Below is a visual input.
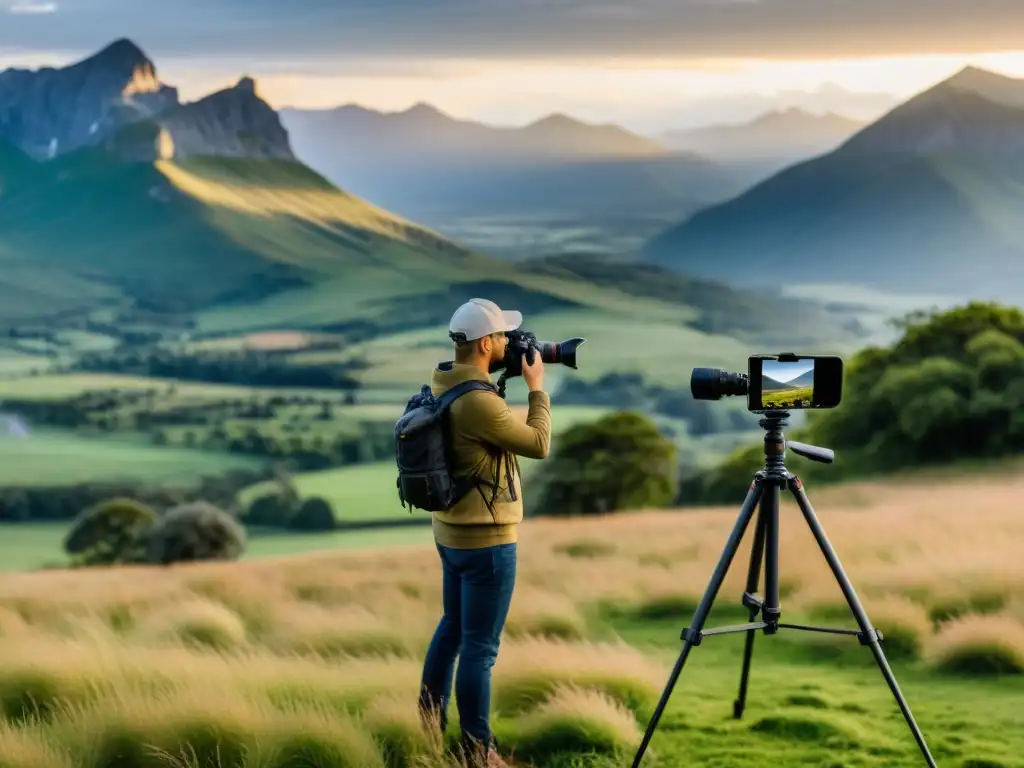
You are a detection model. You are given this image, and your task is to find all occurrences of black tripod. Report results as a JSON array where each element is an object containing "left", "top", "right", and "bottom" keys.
[{"left": 630, "top": 410, "right": 938, "bottom": 767}]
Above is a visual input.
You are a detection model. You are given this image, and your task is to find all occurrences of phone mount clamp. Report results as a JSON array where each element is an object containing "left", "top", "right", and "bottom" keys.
[{"left": 629, "top": 410, "right": 938, "bottom": 767}]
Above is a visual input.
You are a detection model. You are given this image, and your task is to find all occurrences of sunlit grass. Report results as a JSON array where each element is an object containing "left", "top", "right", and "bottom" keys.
[{"left": 0, "top": 471, "right": 1021, "bottom": 764}]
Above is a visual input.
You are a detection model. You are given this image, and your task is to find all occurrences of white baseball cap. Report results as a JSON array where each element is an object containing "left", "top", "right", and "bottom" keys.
[{"left": 449, "top": 298, "right": 522, "bottom": 342}]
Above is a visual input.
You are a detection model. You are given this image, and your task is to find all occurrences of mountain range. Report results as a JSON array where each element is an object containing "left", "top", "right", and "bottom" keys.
[
  {"left": 763, "top": 370, "right": 814, "bottom": 391},
  {"left": 278, "top": 103, "right": 753, "bottom": 244},
  {"left": 0, "top": 38, "right": 859, "bottom": 362},
  {"left": 659, "top": 109, "right": 866, "bottom": 175},
  {"left": 644, "top": 65, "right": 1024, "bottom": 302},
  {"left": 0, "top": 39, "right": 292, "bottom": 162}
]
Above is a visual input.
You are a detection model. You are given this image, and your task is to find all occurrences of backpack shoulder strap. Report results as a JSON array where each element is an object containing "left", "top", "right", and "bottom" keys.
[{"left": 436, "top": 380, "right": 498, "bottom": 410}]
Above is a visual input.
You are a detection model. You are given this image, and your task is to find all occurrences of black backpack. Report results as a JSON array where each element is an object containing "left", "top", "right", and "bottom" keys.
[{"left": 394, "top": 380, "right": 500, "bottom": 512}]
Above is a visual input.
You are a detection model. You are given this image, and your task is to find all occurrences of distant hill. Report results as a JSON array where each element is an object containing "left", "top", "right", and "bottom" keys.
[
  {"left": 643, "top": 66, "right": 1024, "bottom": 301},
  {"left": 281, "top": 102, "right": 665, "bottom": 163},
  {"left": 0, "top": 135, "right": 488, "bottom": 321},
  {"left": 660, "top": 109, "right": 866, "bottom": 172},
  {"left": 761, "top": 375, "right": 790, "bottom": 390},
  {"left": 788, "top": 370, "right": 815, "bottom": 388},
  {"left": 279, "top": 103, "right": 749, "bottom": 250}
]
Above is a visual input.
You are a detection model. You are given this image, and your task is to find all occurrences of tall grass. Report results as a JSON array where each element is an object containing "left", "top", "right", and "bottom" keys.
[{"left": 0, "top": 471, "right": 1022, "bottom": 764}]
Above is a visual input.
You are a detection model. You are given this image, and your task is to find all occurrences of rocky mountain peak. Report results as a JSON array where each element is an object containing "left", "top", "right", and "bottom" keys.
[
  {"left": 0, "top": 37, "right": 179, "bottom": 159},
  {"left": 91, "top": 38, "right": 153, "bottom": 73},
  {"left": 131, "top": 75, "right": 294, "bottom": 162},
  {"left": 235, "top": 75, "right": 257, "bottom": 95},
  {"left": 0, "top": 40, "right": 295, "bottom": 163}
]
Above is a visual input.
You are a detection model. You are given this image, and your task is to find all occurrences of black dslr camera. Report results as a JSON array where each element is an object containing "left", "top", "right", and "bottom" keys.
[{"left": 496, "top": 329, "right": 585, "bottom": 396}]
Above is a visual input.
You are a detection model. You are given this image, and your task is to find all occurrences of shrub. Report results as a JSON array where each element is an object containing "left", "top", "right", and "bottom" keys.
[
  {"left": 289, "top": 496, "right": 336, "bottom": 531},
  {"left": 245, "top": 490, "right": 298, "bottom": 527},
  {"left": 63, "top": 497, "right": 158, "bottom": 565},
  {"left": 146, "top": 501, "right": 247, "bottom": 565}
]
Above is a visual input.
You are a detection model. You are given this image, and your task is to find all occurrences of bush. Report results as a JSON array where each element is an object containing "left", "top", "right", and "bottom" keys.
[
  {"left": 146, "top": 501, "right": 247, "bottom": 565},
  {"left": 289, "top": 496, "right": 336, "bottom": 531},
  {"left": 63, "top": 497, "right": 158, "bottom": 565},
  {"left": 531, "top": 411, "right": 677, "bottom": 516},
  {"left": 245, "top": 490, "right": 298, "bottom": 527}
]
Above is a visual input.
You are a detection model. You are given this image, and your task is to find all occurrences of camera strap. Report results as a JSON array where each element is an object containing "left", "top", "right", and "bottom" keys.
[{"left": 472, "top": 451, "right": 519, "bottom": 520}]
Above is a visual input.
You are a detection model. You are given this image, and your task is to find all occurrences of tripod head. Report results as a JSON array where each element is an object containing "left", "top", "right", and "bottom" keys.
[{"left": 755, "top": 410, "right": 834, "bottom": 477}]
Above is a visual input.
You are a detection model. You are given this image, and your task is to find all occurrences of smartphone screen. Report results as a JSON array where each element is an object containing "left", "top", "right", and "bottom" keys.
[{"left": 748, "top": 355, "right": 843, "bottom": 411}]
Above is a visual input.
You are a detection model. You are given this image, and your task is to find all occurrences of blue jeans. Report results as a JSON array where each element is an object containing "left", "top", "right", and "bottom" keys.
[{"left": 419, "top": 542, "right": 517, "bottom": 752}]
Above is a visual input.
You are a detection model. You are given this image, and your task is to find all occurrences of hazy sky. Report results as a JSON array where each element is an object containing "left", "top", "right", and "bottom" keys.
[
  {"left": 5, "top": 0, "right": 1024, "bottom": 132},
  {"left": 763, "top": 359, "right": 814, "bottom": 384}
]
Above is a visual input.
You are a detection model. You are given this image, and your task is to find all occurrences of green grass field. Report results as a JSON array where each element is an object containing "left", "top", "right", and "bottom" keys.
[
  {"left": 0, "top": 427, "right": 261, "bottom": 487},
  {"left": 761, "top": 385, "right": 814, "bottom": 409},
  {"left": 327, "top": 308, "right": 758, "bottom": 391},
  {"left": 0, "top": 373, "right": 350, "bottom": 401},
  {"left": 0, "top": 521, "right": 436, "bottom": 572},
  {"left": 237, "top": 405, "right": 616, "bottom": 522}
]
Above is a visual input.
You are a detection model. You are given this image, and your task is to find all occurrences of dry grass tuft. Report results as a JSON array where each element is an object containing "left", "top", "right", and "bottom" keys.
[
  {"left": 493, "top": 637, "right": 662, "bottom": 721},
  {"left": 926, "top": 613, "right": 1024, "bottom": 675},
  {"left": 506, "top": 684, "right": 642, "bottom": 762},
  {"left": 135, "top": 598, "right": 249, "bottom": 652},
  {"left": 505, "top": 587, "right": 588, "bottom": 641}
]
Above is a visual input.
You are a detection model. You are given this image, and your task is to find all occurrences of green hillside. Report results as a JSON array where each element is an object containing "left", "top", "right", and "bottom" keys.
[
  {"left": 0, "top": 131, "right": 868, "bottom": 398},
  {"left": 643, "top": 82, "right": 1024, "bottom": 301},
  {"left": 0, "top": 136, "right": 493, "bottom": 320}
]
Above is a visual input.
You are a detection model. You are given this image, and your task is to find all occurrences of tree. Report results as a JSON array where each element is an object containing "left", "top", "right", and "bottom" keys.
[
  {"left": 146, "top": 501, "right": 247, "bottom": 565},
  {"left": 63, "top": 498, "right": 158, "bottom": 566},
  {"left": 289, "top": 496, "right": 336, "bottom": 531},
  {"left": 530, "top": 411, "right": 678, "bottom": 516}
]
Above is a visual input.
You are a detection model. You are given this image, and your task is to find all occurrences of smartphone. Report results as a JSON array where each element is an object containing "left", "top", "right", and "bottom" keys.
[{"left": 747, "top": 354, "right": 843, "bottom": 412}]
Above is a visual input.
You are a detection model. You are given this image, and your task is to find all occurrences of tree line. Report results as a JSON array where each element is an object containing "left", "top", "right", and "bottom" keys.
[
  {"left": 74, "top": 348, "right": 366, "bottom": 390},
  {"left": 678, "top": 302, "right": 1024, "bottom": 504}
]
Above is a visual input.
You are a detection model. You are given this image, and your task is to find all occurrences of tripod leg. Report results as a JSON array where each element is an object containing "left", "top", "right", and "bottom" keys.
[
  {"left": 734, "top": 487, "right": 771, "bottom": 719},
  {"left": 630, "top": 481, "right": 765, "bottom": 768},
  {"left": 788, "top": 478, "right": 939, "bottom": 768}
]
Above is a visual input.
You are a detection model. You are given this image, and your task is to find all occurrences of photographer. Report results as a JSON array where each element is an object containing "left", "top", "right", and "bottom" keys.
[{"left": 418, "top": 298, "right": 551, "bottom": 768}]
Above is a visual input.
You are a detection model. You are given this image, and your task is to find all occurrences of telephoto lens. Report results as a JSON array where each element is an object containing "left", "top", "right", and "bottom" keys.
[{"left": 690, "top": 367, "right": 748, "bottom": 400}]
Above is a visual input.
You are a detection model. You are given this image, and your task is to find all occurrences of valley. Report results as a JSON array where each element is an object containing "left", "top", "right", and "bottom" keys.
[{"left": 0, "top": 40, "right": 882, "bottom": 560}]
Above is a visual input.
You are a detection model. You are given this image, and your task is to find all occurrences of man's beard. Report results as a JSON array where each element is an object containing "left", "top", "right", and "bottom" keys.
[{"left": 487, "top": 350, "right": 505, "bottom": 374}]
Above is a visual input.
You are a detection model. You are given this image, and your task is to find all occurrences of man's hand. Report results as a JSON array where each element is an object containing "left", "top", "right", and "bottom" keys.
[{"left": 522, "top": 351, "right": 545, "bottom": 392}]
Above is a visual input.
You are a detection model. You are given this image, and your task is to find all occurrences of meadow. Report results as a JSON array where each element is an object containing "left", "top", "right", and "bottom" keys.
[
  {"left": 761, "top": 386, "right": 814, "bottom": 409},
  {"left": 0, "top": 469, "right": 1021, "bottom": 767},
  {"left": 0, "top": 428, "right": 261, "bottom": 487}
]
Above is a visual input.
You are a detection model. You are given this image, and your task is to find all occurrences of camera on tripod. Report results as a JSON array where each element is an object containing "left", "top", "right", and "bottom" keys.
[
  {"left": 690, "top": 353, "right": 844, "bottom": 412},
  {"left": 631, "top": 351, "right": 940, "bottom": 768}
]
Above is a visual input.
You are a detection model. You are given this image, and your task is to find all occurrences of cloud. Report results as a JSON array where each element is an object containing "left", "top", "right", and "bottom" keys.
[
  {"left": 2, "top": 0, "right": 1024, "bottom": 61},
  {"left": 8, "top": 1, "right": 57, "bottom": 13}
]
